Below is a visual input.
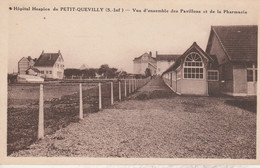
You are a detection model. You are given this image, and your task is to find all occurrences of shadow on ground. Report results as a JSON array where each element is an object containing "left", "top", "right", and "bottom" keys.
[{"left": 225, "top": 97, "right": 257, "bottom": 113}]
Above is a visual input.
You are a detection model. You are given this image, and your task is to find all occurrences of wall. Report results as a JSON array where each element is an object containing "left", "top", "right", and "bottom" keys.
[
  {"left": 207, "top": 33, "right": 229, "bottom": 65},
  {"left": 157, "top": 60, "right": 175, "bottom": 75},
  {"left": 133, "top": 62, "right": 141, "bottom": 74},
  {"left": 181, "top": 79, "right": 208, "bottom": 96},
  {"left": 18, "top": 58, "right": 29, "bottom": 74},
  {"left": 36, "top": 67, "right": 54, "bottom": 78},
  {"left": 233, "top": 63, "right": 247, "bottom": 94}
]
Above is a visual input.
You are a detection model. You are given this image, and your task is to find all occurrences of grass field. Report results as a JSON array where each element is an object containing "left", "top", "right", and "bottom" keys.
[
  {"left": 7, "top": 83, "right": 98, "bottom": 155},
  {"left": 7, "top": 81, "right": 133, "bottom": 155}
]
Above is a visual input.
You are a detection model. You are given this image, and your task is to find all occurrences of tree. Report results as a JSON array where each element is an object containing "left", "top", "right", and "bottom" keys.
[
  {"left": 145, "top": 68, "right": 152, "bottom": 77},
  {"left": 81, "top": 68, "right": 97, "bottom": 78},
  {"left": 98, "top": 64, "right": 118, "bottom": 78},
  {"left": 64, "top": 68, "right": 82, "bottom": 77}
]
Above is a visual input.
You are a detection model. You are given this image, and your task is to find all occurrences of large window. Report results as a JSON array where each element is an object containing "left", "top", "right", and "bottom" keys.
[
  {"left": 208, "top": 70, "right": 219, "bottom": 81},
  {"left": 184, "top": 53, "right": 204, "bottom": 79}
]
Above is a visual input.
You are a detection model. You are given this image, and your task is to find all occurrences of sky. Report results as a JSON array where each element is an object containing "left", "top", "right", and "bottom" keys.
[{"left": 8, "top": 0, "right": 258, "bottom": 73}]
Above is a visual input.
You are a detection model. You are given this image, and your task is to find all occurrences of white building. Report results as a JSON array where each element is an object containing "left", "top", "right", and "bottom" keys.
[
  {"left": 34, "top": 50, "right": 65, "bottom": 79},
  {"left": 133, "top": 52, "right": 157, "bottom": 75},
  {"left": 156, "top": 51, "right": 181, "bottom": 75}
]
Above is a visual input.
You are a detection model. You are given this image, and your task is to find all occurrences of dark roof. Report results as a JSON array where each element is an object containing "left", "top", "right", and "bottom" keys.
[
  {"left": 34, "top": 52, "right": 61, "bottom": 67},
  {"left": 206, "top": 25, "right": 257, "bottom": 62},
  {"left": 26, "top": 67, "right": 40, "bottom": 73},
  {"left": 156, "top": 54, "right": 181, "bottom": 61},
  {"left": 162, "top": 42, "right": 215, "bottom": 75},
  {"left": 133, "top": 52, "right": 156, "bottom": 61}
]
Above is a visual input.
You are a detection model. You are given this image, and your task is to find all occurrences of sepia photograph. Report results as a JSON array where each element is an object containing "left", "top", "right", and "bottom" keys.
[{"left": 0, "top": 0, "right": 259, "bottom": 165}]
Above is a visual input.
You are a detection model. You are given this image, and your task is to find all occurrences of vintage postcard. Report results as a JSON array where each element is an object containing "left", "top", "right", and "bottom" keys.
[{"left": 0, "top": 0, "right": 259, "bottom": 165}]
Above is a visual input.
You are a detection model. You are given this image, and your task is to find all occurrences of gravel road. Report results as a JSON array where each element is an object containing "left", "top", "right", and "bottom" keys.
[{"left": 11, "top": 77, "right": 256, "bottom": 158}]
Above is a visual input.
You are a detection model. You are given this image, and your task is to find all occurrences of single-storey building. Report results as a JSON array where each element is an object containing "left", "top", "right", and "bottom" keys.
[
  {"left": 162, "top": 42, "right": 218, "bottom": 96},
  {"left": 206, "top": 25, "right": 257, "bottom": 96},
  {"left": 34, "top": 50, "right": 65, "bottom": 79},
  {"left": 162, "top": 25, "right": 257, "bottom": 96}
]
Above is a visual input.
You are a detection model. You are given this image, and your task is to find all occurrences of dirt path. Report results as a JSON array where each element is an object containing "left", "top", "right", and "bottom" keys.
[{"left": 11, "top": 77, "right": 256, "bottom": 158}]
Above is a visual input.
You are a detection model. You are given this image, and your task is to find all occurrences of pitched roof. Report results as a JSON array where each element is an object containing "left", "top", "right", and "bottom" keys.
[
  {"left": 26, "top": 67, "right": 40, "bottom": 73},
  {"left": 156, "top": 54, "right": 181, "bottom": 61},
  {"left": 34, "top": 51, "right": 62, "bottom": 67},
  {"left": 162, "top": 42, "right": 215, "bottom": 75},
  {"left": 133, "top": 52, "right": 156, "bottom": 61},
  {"left": 206, "top": 25, "right": 257, "bottom": 62}
]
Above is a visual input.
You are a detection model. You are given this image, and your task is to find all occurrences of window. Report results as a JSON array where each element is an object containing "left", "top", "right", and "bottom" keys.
[
  {"left": 183, "top": 53, "right": 204, "bottom": 79},
  {"left": 247, "top": 63, "right": 257, "bottom": 82},
  {"left": 208, "top": 70, "right": 219, "bottom": 81},
  {"left": 46, "top": 71, "right": 48, "bottom": 74},
  {"left": 41, "top": 71, "right": 44, "bottom": 74},
  {"left": 49, "top": 71, "right": 52, "bottom": 74}
]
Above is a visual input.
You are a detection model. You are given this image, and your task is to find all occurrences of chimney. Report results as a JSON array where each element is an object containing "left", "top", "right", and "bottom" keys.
[
  {"left": 58, "top": 50, "right": 60, "bottom": 54},
  {"left": 156, "top": 51, "right": 158, "bottom": 56},
  {"left": 149, "top": 51, "right": 152, "bottom": 57},
  {"left": 41, "top": 50, "right": 44, "bottom": 54}
]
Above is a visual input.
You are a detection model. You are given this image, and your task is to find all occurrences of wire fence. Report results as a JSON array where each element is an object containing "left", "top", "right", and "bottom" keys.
[{"left": 7, "top": 77, "right": 151, "bottom": 155}]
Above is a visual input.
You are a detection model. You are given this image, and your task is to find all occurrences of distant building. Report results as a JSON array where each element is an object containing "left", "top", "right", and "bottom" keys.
[
  {"left": 79, "top": 64, "right": 89, "bottom": 70},
  {"left": 34, "top": 50, "right": 65, "bottom": 79},
  {"left": 156, "top": 51, "right": 181, "bottom": 75},
  {"left": 25, "top": 67, "right": 40, "bottom": 76},
  {"left": 133, "top": 52, "right": 157, "bottom": 75},
  {"left": 18, "top": 56, "right": 36, "bottom": 74}
]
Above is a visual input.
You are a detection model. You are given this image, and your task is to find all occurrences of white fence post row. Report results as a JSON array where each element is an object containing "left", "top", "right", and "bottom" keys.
[
  {"left": 38, "top": 84, "right": 44, "bottom": 139},
  {"left": 119, "top": 81, "right": 121, "bottom": 101},
  {"left": 99, "top": 82, "right": 102, "bottom": 110},
  {"left": 124, "top": 80, "right": 127, "bottom": 97},
  {"left": 79, "top": 83, "right": 83, "bottom": 119},
  {"left": 111, "top": 82, "right": 114, "bottom": 105}
]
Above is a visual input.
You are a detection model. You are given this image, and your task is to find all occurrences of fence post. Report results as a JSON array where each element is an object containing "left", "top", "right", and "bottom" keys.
[
  {"left": 38, "top": 84, "right": 44, "bottom": 139},
  {"left": 99, "top": 82, "right": 102, "bottom": 110},
  {"left": 129, "top": 79, "right": 131, "bottom": 94},
  {"left": 111, "top": 82, "right": 114, "bottom": 105},
  {"left": 119, "top": 81, "right": 121, "bottom": 101},
  {"left": 79, "top": 83, "right": 83, "bottom": 119},
  {"left": 135, "top": 79, "right": 137, "bottom": 90},
  {"left": 124, "top": 80, "right": 127, "bottom": 97},
  {"left": 132, "top": 80, "right": 134, "bottom": 92}
]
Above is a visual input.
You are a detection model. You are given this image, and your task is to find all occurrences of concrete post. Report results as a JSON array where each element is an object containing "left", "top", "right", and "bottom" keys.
[
  {"left": 38, "top": 84, "right": 44, "bottom": 139},
  {"left": 79, "top": 83, "right": 83, "bottom": 119},
  {"left": 111, "top": 82, "right": 114, "bottom": 105},
  {"left": 124, "top": 80, "right": 127, "bottom": 97},
  {"left": 119, "top": 81, "right": 121, "bottom": 101},
  {"left": 129, "top": 80, "right": 131, "bottom": 94},
  {"left": 99, "top": 83, "right": 102, "bottom": 110}
]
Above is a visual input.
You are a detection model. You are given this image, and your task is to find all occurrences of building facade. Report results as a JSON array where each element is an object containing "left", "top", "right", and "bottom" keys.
[
  {"left": 162, "top": 42, "right": 217, "bottom": 96},
  {"left": 18, "top": 56, "right": 36, "bottom": 74},
  {"left": 133, "top": 52, "right": 157, "bottom": 75},
  {"left": 162, "top": 25, "right": 257, "bottom": 96},
  {"left": 34, "top": 50, "right": 65, "bottom": 79},
  {"left": 206, "top": 25, "right": 257, "bottom": 96},
  {"left": 156, "top": 51, "right": 180, "bottom": 75}
]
